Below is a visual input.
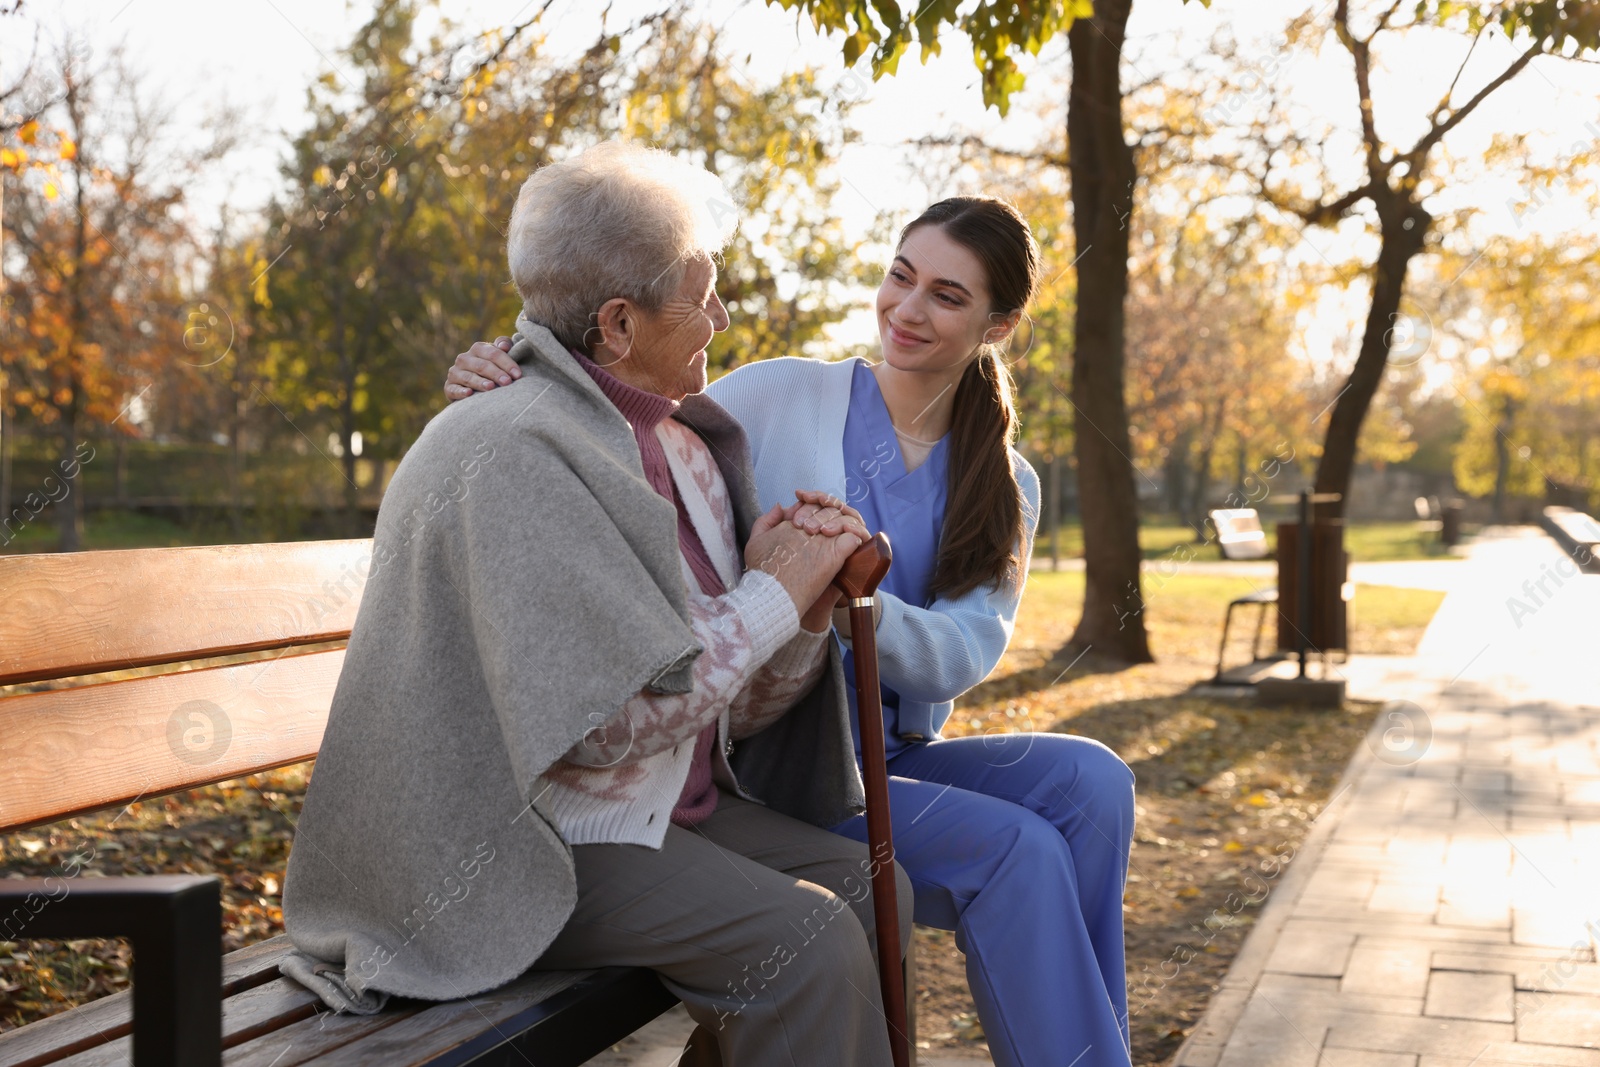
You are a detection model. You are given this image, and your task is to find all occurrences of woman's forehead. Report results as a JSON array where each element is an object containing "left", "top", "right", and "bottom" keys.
[{"left": 897, "top": 227, "right": 987, "bottom": 297}]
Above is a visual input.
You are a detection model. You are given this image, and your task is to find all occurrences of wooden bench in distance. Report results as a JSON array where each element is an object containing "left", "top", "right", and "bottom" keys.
[
  {"left": 1208, "top": 508, "right": 1270, "bottom": 561},
  {"left": 0, "top": 540, "right": 677, "bottom": 1067},
  {"left": 1542, "top": 506, "right": 1600, "bottom": 573}
]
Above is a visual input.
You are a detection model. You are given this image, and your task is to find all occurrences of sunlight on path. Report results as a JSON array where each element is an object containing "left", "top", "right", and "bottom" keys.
[{"left": 1177, "top": 526, "right": 1600, "bottom": 1067}]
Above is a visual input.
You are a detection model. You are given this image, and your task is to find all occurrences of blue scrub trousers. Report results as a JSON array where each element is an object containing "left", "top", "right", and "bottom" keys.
[{"left": 832, "top": 732, "right": 1136, "bottom": 1067}]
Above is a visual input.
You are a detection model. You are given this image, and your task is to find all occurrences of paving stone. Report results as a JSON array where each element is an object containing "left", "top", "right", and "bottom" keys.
[
  {"left": 1459, "top": 770, "right": 1511, "bottom": 794},
  {"left": 1302, "top": 870, "right": 1377, "bottom": 906},
  {"left": 1323, "top": 842, "right": 1391, "bottom": 867},
  {"left": 1336, "top": 920, "right": 1510, "bottom": 945},
  {"left": 1182, "top": 986, "right": 1255, "bottom": 1046},
  {"left": 1176, "top": 1042, "right": 1225, "bottom": 1067},
  {"left": 1516, "top": 960, "right": 1600, "bottom": 996},
  {"left": 1515, "top": 990, "right": 1600, "bottom": 1046},
  {"left": 1317, "top": 1051, "right": 1418, "bottom": 1067},
  {"left": 1343, "top": 943, "right": 1433, "bottom": 998},
  {"left": 1267, "top": 924, "right": 1356, "bottom": 979},
  {"left": 1562, "top": 779, "right": 1600, "bottom": 805},
  {"left": 1423, "top": 970, "right": 1515, "bottom": 1022},
  {"left": 1514, "top": 908, "right": 1594, "bottom": 950},
  {"left": 1441, "top": 835, "right": 1511, "bottom": 876},
  {"left": 1322, "top": 1015, "right": 1515, "bottom": 1056},
  {"left": 1436, "top": 881, "right": 1512, "bottom": 929},
  {"left": 1430, "top": 1041, "right": 1600, "bottom": 1065},
  {"left": 1431, "top": 950, "right": 1600, "bottom": 996},
  {"left": 1217, "top": 996, "right": 1329, "bottom": 1067},
  {"left": 1368, "top": 881, "right": 1440, "bottom": 916}
]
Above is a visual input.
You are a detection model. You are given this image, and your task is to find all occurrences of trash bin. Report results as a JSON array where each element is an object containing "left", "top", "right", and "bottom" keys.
[{"left": 1441, "top": 500, "right": 1463, "bottom": 546}]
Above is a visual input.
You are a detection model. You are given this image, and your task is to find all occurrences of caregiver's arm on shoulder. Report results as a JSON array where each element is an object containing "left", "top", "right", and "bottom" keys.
[
  {"left": 868, "top": 456, "right": 1042, "bottom": 704},
  {"left": 562, "top": 572, "right": 800, "bottom": 767},
  {"left": 445, "top": 338, "right": 519, "bottom": 401}
]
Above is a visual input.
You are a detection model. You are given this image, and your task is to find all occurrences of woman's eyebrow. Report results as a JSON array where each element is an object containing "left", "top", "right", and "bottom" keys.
[{"left": 894, "top": 254, "right": 972, "bottom": 297}]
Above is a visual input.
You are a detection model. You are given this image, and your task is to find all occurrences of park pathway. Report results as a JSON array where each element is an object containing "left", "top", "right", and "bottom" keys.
[{"left": 1176, "top": 526, "right": 1600, "bottom": 1067}]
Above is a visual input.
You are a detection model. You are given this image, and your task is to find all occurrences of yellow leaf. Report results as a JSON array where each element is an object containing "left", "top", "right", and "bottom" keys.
[
  {"left": 18, "top": 120, "right": 39, "bottom": 145},
  {"left": 58, "top": 137, "right": 77, "bottom": 161},
  {"left": 1223, "top": 840, "right": 1245, "bottom": 853},
  {"left": 0, "top": 146, "right": 23, "bottom": 169},
  {"left": 43, "top": 182, "right": 58, "bottom": 200},
  {"left": 1178, "top": 885, "right": 1201, "bottom": 898}
]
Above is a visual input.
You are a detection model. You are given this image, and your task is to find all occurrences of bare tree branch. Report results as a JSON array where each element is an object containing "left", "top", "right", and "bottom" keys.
[{"left": 1408, "top": 40, "right": 1544, "bottom": 163}]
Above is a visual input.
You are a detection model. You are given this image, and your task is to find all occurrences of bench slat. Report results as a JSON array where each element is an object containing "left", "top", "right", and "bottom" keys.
[
  {"left": 222, "top": 1003, "right": 427, "bottom": 1067},
  {"left": 52, "top": 976, "right": 326, "bottom": 1067},
  {"left": 0, "top": 540, "right": 370, "bottom": 686},
  {"left": 0, "top": 650, "right": 341, "bottom": 833},
  {"left": 0, "top": 938, "right": 331, "bottom": 1067},
  {"left": 290, "top": 968, "right": 668, "bottom": 1067}
]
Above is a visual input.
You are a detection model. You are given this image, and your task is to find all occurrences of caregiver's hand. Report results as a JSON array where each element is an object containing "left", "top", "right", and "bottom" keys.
[
  {"left": 745, "top": 504, "right": 863, "bottom": 624},
  {"left": 785, "top": 489, "right": 871, "bottom": 540},
  {"left": 445, "top": 337, "right": 519, "bottom": 400}
]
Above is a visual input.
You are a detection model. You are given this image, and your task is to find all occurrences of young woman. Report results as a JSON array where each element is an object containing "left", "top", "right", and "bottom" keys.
[{"left": 446, "top": 197, "right": 1137, "bottom": 1067}]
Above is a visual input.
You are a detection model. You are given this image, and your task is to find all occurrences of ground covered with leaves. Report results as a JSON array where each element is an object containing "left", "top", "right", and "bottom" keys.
[
  {"left": 911, "top": 570, "right": 1441, "bottom": 1064},
  {"left": 1, "top": 569, "right": 1442, "bottom": 1065}
]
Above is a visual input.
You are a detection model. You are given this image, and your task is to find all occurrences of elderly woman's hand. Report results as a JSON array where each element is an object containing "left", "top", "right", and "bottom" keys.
[{"left": 444, "top": 338, "right": 521, "bottom": 400}]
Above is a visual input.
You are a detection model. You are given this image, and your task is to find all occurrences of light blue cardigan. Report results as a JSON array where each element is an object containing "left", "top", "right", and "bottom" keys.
[{"left": 706, "top": 356, "right": 1041, "bottom": 741}]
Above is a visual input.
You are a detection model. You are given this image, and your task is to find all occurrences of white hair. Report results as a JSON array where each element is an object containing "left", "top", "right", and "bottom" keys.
[{"left": 506, "top": 141, "right": 738, "bottom": 352}]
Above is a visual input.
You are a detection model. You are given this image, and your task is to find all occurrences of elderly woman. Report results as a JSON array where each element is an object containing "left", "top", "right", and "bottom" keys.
[{"left": 280, "top": 142, "right": 912, "bottom": 1067}]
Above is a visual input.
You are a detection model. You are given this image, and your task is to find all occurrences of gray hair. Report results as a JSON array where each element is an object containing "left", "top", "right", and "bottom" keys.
[{"left": 506, "top": 141, "right": 737, "bottom": 352}]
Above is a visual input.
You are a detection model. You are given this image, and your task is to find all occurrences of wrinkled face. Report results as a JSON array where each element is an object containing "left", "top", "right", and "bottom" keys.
[
  {"left": 875, "top": 225, "right": 998, "bottom": 376},
  {"left": 624, "top": 255, "right": 729, "bottom": 400}
]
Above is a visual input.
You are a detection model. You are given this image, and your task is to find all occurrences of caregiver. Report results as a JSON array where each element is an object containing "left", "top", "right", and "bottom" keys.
[{"left": 447, "top": 195, "right": 1137, "bottom": 1067}]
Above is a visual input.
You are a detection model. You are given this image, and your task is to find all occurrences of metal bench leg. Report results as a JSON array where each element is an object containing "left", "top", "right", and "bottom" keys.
[
  {"left": 1215, "top": 603, "right": 1240, "bottom": 681},
  {"left": 0, "top": 875, "right": 221, "bottom": 1067},
  {"left": 1251, "top": 602, "right": 1270, "bottom": 663}
]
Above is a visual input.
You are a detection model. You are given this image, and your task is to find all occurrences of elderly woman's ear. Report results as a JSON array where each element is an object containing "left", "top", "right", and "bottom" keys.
[
  {"left": 587, "top": 298, "right": 638, "bottom": 369},
  {"left": 445, "top": 337, "right": 520, "bottom": 399}
]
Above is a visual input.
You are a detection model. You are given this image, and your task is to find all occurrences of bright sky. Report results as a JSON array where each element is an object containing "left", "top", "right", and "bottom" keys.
[{"left": 6, "top": 0, "right": 1598, "bottom": 364}]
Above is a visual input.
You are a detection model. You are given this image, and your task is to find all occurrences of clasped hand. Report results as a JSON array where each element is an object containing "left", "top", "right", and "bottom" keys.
[{"left": 744, "top": 490, "right": 872, "bottom": 633}]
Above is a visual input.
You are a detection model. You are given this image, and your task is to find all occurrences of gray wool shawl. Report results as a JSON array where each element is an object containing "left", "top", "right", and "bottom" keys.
[{"left": 280, "top": 321, "right": 864, "bottom": 1014}]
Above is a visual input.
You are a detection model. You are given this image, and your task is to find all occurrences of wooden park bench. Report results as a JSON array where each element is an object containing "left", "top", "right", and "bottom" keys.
[
  {"left": 0, "top": 540, "right": 684, "bottom": 1066},
  {"left": 1207, "top": 509, "right": 1277, "bottom": 680},
  {"left": 1542, "top": 505, "right": 1600, "bottom": 573}
]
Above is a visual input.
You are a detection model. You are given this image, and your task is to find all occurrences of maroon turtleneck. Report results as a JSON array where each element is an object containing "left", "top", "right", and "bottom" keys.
[{"left": 568, "top": 349, "right": 725, "bottom": 827}]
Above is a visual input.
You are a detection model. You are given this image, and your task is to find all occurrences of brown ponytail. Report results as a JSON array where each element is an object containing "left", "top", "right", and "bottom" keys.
[{"left": 903, "top": 197, "right": 1039, "bottom": 600}]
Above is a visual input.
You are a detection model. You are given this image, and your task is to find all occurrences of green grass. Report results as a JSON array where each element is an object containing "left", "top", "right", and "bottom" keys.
[
  {"left": 1, "top": 510, "right": 208, "bottom": 554},
  {"left": 1036, "top": 518, "right": 1470, "bottom": 564},
  {"left": 1039, "top": 521, "right": 1203, "bottom": 561},
  {"left": 1014, "top": 570, "right": 1444, "bottom": 660}
]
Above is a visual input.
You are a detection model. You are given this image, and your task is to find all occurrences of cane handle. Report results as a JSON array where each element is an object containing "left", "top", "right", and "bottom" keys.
[{"left": 833, "top": 532, "right": 892, "bottom": 599}]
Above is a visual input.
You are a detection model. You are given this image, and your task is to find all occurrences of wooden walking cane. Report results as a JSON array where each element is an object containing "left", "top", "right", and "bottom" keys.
[{"left": 834, "top": 532, "right": 910, "bottom": 1067}]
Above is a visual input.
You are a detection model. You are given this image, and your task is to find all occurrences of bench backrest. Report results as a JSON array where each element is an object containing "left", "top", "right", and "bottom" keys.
[
  {"left": 0, "top": 540, "right": 372, "bottom": 833},
  {"left": 1209, "top": 508, "right": 1269, "bottom": 560}
]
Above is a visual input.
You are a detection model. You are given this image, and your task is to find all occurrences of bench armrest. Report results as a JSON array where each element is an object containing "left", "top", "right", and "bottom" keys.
[{"left": 0, "top": 874, "right": 221, "bottom": 1067}]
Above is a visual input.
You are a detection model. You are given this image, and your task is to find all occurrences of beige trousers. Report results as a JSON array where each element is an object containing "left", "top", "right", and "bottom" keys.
[{"left": 533, "top": 790, "right": 914, "bottom": 1066}]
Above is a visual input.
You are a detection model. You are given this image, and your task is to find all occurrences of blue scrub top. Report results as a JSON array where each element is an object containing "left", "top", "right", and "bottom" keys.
[{"left": 840, "top": 360, "right": 950, "bottom": 758}]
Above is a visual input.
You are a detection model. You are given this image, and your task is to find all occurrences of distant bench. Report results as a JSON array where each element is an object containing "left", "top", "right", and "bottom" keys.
[
  {"left": 1542, "top": 506, "right": 1600, "bottom": 573},
  {"left": 0, "top": 541, "right": 681, "bottom": 1066}
]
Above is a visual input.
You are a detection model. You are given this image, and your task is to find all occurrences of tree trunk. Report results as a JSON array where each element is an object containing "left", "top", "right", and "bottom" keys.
[
  {"left": 1312, "top": 195, "right": 1430, "bottom": 521},
  {"left": 1066, "top": 0, "right": 1152, "bottom": 663},
  {"left": 1047, "top": 450, "right": 1061, "bottom": 570},
  {"left": 1492, "top": 393, "right": 1515, "bottom": 523},
  {"left": 1187, "top": 400, "right": 1226, "bottom": 535},
  {"left": 1, "top": 177, "right": 10, "bottom": 530}
]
